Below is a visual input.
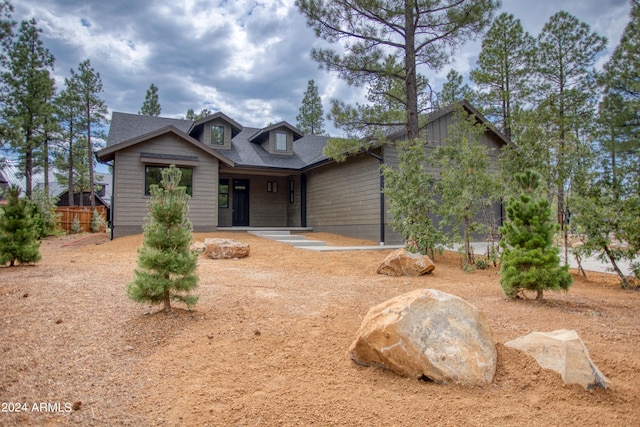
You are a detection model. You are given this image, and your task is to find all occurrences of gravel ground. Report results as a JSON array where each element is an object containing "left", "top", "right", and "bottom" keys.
[{"left": 1, "top": 232, "right": 639, "bottom": 426}]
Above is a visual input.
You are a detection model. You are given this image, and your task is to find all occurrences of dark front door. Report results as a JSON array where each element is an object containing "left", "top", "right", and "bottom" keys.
[{"left": 232, "top": 179, "right": 250, "bottom": 226}]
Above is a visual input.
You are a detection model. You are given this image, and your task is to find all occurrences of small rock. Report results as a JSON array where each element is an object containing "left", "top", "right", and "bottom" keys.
[{"left": 123, "top": 345, "right": 134, "bottom": 352}]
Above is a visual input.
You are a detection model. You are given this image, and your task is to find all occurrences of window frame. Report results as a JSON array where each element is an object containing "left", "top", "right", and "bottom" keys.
[
  {"left": 219, "top": 178, "right": 229, "bottom": 208},
  {"left": 211, "top": 124, "right": 225, "bottom": 146},
  {"left": 275, "top": 132, "right": 287, "bottom": 151}
]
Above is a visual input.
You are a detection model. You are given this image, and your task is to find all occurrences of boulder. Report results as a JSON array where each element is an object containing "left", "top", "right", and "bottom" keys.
[
  {"left": 203, "top": 238, "right": 250, "bottom": 259},
  {"left": 505, "top": 329, "right": 611, "bottom": 390},
  {"left": 189, "top": 241, "right": 206, "bottom": 253},
  {"left": 349, "top": 289, "right": 497, "bottom": 386},
  {"left": 376, "top": 248, "right": 435, "bottom": 276}
]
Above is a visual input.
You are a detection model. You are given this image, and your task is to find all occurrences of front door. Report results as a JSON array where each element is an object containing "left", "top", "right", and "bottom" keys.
[{"left": 232, "top": 179, "right": 250, "bottom": 226}]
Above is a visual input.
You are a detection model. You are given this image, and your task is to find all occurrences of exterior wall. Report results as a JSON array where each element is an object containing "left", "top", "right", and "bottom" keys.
[
  {"left": 261, "top": 128, "right": 293, "bottom": 155},
  {"left": 111, "top": 134, "right": 219, "bottom": 238},
  {"left": 217, "top": 173, "right": 299, "bottom": 227},
  {"left": 203, "top": 119, "right": 232, "bottom": 149},
  {"left": 383, "top": 112, "right": 505, "bottom": 243},
  {"left": 306, "top": 153, "right": 382, "bottom": 242}
]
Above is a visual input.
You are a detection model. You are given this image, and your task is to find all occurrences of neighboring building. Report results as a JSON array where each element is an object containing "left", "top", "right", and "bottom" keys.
[
  {"left": 0, "top": 163, "right": 24, "bottom": 204},
  {"left": 96, "top": 101, "right": 514, "bottom": 242}
]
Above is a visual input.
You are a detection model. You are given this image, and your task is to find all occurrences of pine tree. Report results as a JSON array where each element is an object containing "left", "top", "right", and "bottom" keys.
[
  {"left": 470, "top": 13, "right": 535, "bottom": 140},
  {"left": 296, "top": 80, "right": 325, "bottom": 135},
  {"left": 534, "top": 11, "right": 606, "bottom": 229},
  {"left": 67, "top": 59, "right": 108, "bottom": 211},
  {"left": 499, "top": 170, "right": 572, "bottom": 299},
  {"left": 297, "top": 0, "right": 499, "bottom": 148},
  {"left": 439, "top": 69, "right": 474, "bottom": 107},
  {"left": 139, "top": 83, "right": 161, "bottom": 116},
  {"left": 0, "top": 186, "right": 41, "bottom": 266},
  {"left": 2, "top": 18, "right": 56, "bottom": 198},
  {"left": 127, "top": 165, "right": 199, "bottom": 312}
]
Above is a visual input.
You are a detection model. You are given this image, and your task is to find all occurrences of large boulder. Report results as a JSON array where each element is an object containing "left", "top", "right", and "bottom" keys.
[
  {"left": 349, "top": 289, "right": 497, "bottom": 386},
  {"left": 203, "top": 238, "right": 250, "bottom": 259},
  {"left": 376, "top": 248, "right": 435, "bottom": 276},
  {"left": 505, "top": 329, "right": 611, "bottom": 390}
]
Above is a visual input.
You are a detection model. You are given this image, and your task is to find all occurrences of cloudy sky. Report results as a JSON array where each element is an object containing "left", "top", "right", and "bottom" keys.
[{"left": 13, "top": 0, "right": 634, "bottom": 137}]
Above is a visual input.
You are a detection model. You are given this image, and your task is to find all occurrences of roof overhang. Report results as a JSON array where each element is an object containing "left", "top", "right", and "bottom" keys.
[{"left": 96, "top": 125, "right": 235, "bottom": 167}]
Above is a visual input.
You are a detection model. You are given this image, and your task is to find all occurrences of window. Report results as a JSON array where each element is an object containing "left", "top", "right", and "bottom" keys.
[
  {"left": 145, "top": 166, "right": 193, "bottom": 196},
  {"left": 289, "top": 180, "right": 294, "bottom": 203},
  {"left": 267, "top": 181, "right": 278, "bottom": 193},
  {"left": 276, "top": 132, "right": 287, "bottom": 151},
  {"left": 211, "top": 125, "right": 224, "bottom": 145},
  {"left": 219, "top": 179, "right": 229, "bottom": 208}
]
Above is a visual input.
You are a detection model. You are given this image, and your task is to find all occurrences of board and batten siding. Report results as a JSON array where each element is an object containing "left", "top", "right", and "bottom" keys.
[
  {"left": 383, "top": 112, "right": 506, "bottom": 243},
  {"left": 111, "top": 134, "right": 219, "bottom": 238},
  {"left": 306, "top": 153, "right": 382, "bottom": 242}
]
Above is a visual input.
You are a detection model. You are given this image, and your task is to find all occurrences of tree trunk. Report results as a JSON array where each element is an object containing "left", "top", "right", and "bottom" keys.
[
  {"left": 163, "top": 289, "right": 171, "bottom": 312},
  {"left": 68, "top": 125, "right": 74, "bottom": 207},
  {"left": 536, "top": 289, "right": 543, "bottom": 300},
  {"left": 404, "top": 1, "right": 419, "bottom": 141},
  {"left": 87, "top": 103, "right": 96, "bottom": 211},
  {"left": 603, "top": 244, "right": 629, "bottom": 287},
  {"left": 464, "top": 214, "right": 473, "bottom": 266}
]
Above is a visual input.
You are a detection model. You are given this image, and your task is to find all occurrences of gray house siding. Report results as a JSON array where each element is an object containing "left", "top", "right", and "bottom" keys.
[
  {"left": 382, "top": 112, "right": 506, "bottom": 244},
  {"left": 111, "top": 134, "right": 219, "bottom": 238},
  {"left": 306, "top": 153, "right": 382, "bottom": 242},
  {"left": 217, "top": 173, "right": 300, "bottom": 227}
]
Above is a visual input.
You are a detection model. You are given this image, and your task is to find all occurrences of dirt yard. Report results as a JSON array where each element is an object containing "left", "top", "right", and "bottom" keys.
[{"left": 1, "top": 232, "right": 639, "bottom": 426}]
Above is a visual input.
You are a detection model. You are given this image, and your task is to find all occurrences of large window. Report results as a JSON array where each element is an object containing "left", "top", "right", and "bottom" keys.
[
  {"left": 145, "top": 166, "right": 193, "bottom": 196},
  {"left": 211, "top": 125, "right": 225, "bottom": 145},
  {"left": 276, "top": 132, "right": 287, "bottom": 151},
  {"left": 219, "top": 179, "right": 229, "bottom": 208}
]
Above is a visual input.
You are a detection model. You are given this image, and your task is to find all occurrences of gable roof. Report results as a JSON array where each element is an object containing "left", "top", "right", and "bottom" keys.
[
  {"left": 99, "top": 112, "right": 328, "bottom": 171},
  {"left": 248, "top": 121, "right": 304, "bottom": 144},
  {"left": 99, "top": 101, "right": 515, "bottom": 173},
  {"left": 97, "top": 124, "right": 235, "bottom": 166},
  {"left": 190, "top": 112, "right": 243, "bottom": 135}
]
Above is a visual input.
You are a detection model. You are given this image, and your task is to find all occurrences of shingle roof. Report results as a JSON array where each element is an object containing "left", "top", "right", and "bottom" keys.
[
  {"left": 107, "top": 112, "right": 193, "bottom": 146},
  {"left": 102, "top": 112, "right": 331, "bottom": 171}
]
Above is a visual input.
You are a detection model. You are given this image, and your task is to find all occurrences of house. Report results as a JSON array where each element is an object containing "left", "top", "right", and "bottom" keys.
[
  {"left": 96, "top": 101, "right": 513, "bottom": 242},
  {"left": 0, "top": 163, "right": 24, "bottom": 204}
]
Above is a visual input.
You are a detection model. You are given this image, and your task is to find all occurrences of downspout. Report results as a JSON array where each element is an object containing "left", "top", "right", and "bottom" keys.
[{"left": 368, "top": 151, "right": 385, "bottom": 245}]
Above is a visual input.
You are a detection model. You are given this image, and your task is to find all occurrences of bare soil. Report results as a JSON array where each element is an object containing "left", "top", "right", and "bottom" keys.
[{"left": 1, "top": 232, "right": 639, "bottom": 426}]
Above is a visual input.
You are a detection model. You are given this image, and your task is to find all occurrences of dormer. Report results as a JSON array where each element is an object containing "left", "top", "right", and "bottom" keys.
[
  {"left": 248, "top": 121, "right": 303, "bottom": 156},
  {"left": 188, "top": 112, "right": 243, "bottom": 150}
]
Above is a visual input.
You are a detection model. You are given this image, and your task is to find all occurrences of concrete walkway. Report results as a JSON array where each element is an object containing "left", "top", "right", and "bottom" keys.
[{"left": 250, "top": 231, "right": 635, "bottom": 276}]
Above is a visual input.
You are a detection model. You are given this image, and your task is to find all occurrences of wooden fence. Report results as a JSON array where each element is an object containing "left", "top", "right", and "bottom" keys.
[{"left": 56, "top": 206, "right": 107, "bottom": 234}]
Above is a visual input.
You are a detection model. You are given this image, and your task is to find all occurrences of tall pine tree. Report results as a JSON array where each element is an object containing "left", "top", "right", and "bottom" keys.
[
  {"left": 67, "top": 59, "right": 108, "bottom": 211},
  {"left": 139, "top": 83, "right": 161, "bottom": 116},
  {"left": 499, "top": 170, "right": 572, "bottom": 300},
  {"left": 127, "top": 165, "right": 199, "bottom": 312},
  {"left": 2, "top": 18, "right": 55, "bottom": 198},
  {"left": 470, "top": 13, "right": 535, "bottom": 140},
  {"left": 296, "top": 79, "right": 324, "bottom": 135},
  {"left": 297, "top": 0, "right": 499, "bottom": 149}
]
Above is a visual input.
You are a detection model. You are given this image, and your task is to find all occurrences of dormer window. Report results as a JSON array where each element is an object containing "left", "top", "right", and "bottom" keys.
[
  {"left": 276, "top": 132, "right": 287, "bottom": 151},
  {"left": 211, "top": 125, "right": 224, "bottom": 145}
]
